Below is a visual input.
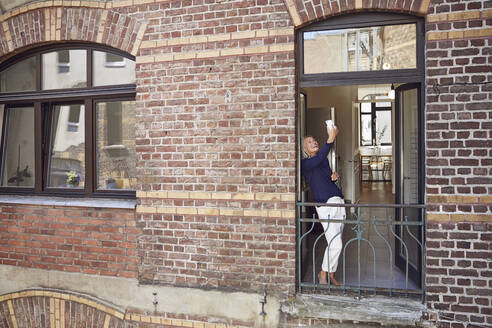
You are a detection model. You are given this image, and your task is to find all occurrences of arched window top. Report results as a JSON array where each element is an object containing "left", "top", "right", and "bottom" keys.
[
  {"left": 0, "top": 45, "right": 135, "bottom": 93},
  {"left": 0, "top": 56, "right": 36, "bottom": 92},
  {"left": 300, "top": 12, "right": 422, "bottom": 32},
  {"left": 0, "top": 44, "right": 136, "bottom": 197}
]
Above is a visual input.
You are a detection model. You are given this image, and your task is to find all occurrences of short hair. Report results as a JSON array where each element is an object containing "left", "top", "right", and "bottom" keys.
[{"left": 302, "top": 135, "right": 314, "bottom": 159}]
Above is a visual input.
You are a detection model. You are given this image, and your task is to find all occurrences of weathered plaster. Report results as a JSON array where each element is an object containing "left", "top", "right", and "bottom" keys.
[{"left": 0, "top": 264, "right": 281, "bottom": 327}]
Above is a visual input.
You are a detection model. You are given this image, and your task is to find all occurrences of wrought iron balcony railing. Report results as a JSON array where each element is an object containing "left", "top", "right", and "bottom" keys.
[{"left": 297, "top": 202, "right": 426, "bottom": 301}]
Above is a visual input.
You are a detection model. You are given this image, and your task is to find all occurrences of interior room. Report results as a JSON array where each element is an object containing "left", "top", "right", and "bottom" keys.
[{"left": 300, "top": 84, "right": 395, "bottom": 204}]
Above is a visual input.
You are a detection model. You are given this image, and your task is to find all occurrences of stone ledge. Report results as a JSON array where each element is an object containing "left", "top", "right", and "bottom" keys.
[
  {"left": 281, "top": 294, "right": 434, "bottom": 327},
  {"left": 0, "top": 195, "right": 136, "bottom": 209}
]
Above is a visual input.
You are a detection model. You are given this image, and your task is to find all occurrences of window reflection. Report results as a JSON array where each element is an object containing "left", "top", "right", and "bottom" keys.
[
  {"left": 96, "top": 100, "right": 136, "bottom": 190},
  {"left": 1, "top": 106, "right": 35, "bottom": 187},
  {"left": 57, "top": 50, "right": 70, "bottom": 74},
  {"left": 0, "top": 57, "right": 36, "bottom": 92},
  {"left": 48, "top": 104, "right": 85, "bottom": 188},
  {"left": 304, "top": 24, "right": 416, "bottom": 74},
  {"left": 376, "top": 110, "right": 392, "bottom": 145},
  {"left": 42, "top": 50, "right": 87, "bottom": 89},
  {"left": 93, "top": 51, "right": 135, "bottom": 86},
  {"left": 360, "top": 113, "right": 372, "bottom": 146},
  {"left": 359, "top": 102, "right": 392, "bottom": 147}
]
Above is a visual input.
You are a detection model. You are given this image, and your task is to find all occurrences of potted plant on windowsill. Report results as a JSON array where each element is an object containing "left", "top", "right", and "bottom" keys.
[{"left": 66, "top": 170, "right": 80, "bottom": 188}]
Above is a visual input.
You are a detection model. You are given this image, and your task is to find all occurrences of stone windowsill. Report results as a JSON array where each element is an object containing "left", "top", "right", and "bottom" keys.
[
  {"left": 281, "top": 294, "right": 433, "bottom": 327},
  {"left": 0, "top": 195, "right": 136, "bottom": 209}
]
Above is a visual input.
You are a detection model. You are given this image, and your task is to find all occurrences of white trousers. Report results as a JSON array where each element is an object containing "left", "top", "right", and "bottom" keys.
[{"left": 316, "top": 196, "right": 345, "bottom": 273}]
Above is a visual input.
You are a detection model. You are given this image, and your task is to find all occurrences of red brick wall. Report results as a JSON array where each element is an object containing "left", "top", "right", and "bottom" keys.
[
  {"left": 425, "top": 0, "right": 492, "bottom": 327},
  {"left": 0, "top": 204, "right": 138, "bottom": 278},
  {"left": 426, "top": 222, "right": 491, "bottom": 328},
  {"left": 286, "top": 0, "right": 428, "bottom": 27},
  {"left": 132, "top": 0, "right": 298, "bottom": 295}
]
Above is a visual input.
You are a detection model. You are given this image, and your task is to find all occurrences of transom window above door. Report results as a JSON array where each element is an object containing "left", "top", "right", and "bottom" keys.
[
  {"left": 0, "top": 45, "right": 136, "bottom": 197},
  {"left": 298, "top": 13, "right": 424, "bottom": 84},
  {"left": 303, "top": 23, "right": 417, "bottom": 74}
]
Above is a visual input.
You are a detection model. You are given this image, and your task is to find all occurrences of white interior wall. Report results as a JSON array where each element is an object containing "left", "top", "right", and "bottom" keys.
[{"left": 303, "top": 85, "right": 357, "bottom": 201}]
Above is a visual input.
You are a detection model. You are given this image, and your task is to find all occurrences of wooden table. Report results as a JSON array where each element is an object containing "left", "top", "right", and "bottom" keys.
[{"left": 361, "top": 155, "right": 392, "bottom": 182}]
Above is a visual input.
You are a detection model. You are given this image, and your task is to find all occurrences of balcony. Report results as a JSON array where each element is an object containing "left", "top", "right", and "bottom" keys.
[{"left": 297, "top": 202, "right": 426, "bottom": 300}]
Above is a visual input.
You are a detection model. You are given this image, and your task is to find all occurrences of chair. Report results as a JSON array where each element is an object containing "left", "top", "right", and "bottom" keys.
[
  {"left": 382, "top": 157, "right": 392, "bottom": 181},
  {"left": 361, "top": 156, "right": 373, "bottom": 181}
]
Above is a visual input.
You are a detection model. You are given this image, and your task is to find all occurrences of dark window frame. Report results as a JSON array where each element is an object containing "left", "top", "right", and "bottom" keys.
[
  {"left": 297, "top": 12, "right": 425, "bottom": 87},
  {"left": 359, "top": 102, "right": 392, "bottom": 147},
  {"left": 0, "top": 43, "right": 136, "bottom": 198},
  {"left": 295, "top": 12, "right": 426, "bottom": 294}
]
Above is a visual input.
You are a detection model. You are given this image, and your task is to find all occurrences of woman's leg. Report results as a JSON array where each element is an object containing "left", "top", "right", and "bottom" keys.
[
  {"left": 321, "top": 219, "right": 343, "bottom": 285},
  {"left": 316, "top": 197, "right": 345, "bottom": 285}
]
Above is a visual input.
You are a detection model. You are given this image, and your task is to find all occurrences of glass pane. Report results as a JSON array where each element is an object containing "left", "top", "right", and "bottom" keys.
[
  {"left": 360, "top": 102, "right": 371, "bottom": 113},
  {"left": 48, "top": 104, "right": 85, "bottom": 188},
  {"left": 0, "top": 105, "right": 3, "bottom": 180},
  {"left": 360, "top": 114, "right": 372, "bottom": 146},
  {"left": 42, "top": 50, "right": 87, "bottom": 89},
  {"left": 304, "top": 24, "right": 416, "bottom": 74},
  {"left": 93, "top": 51, "right": 135, "bottom": 86},
  {"left": 0, "top": 105, "right": 3, "bottom": 141},
  {"left": 375, "top": 110, "right": 392, "bottom": 145},
  {"left": 375, "top": 101, "right": 392, "bottom": 107},
  {"left": 400, "top": 87, "right": 420, "bottom": 269},
  {"left": 96, "top": 100, "right": 136, "bottom": 190},
  {"left": 1, "top": 107, "right": 35, "bottom": 187},
  {"left": 0, "top": 57, "right": 36, "bottom": 92}
]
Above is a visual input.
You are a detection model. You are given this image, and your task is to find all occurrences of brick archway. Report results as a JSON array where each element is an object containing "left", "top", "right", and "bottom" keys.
[
  {"left": 0, "top": 288, "right": 241, "bottom": 328},
  {"left": 0, "top": 2, "right": 147, "bottom": 59},
  {"left": 0, "top": 289, "right": 126, "bottom": 327},
  {"left": 283, "top": 0, "right": 430, "bottom": 27}
]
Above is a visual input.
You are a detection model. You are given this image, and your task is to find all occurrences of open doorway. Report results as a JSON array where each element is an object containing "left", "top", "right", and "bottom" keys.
[
  {"left": 298, "top": 83, "right": 423, "bottom": 293},
  {"left": 295, "top": 12, "right": 425, "bottom": 297},
  {"left": 301, "top": 84, "right": 396, "bottom": 205}
]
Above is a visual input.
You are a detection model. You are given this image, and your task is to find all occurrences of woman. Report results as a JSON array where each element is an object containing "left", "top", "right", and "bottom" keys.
[{"left": 301, "top": 125, "right": 345, "bottom": 286}]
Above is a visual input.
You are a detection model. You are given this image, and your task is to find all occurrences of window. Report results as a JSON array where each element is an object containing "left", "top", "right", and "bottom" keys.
[
  {"left": 0, "top": 56, "right": 36, "bottom": 92},
  {"left": 93, "top": 50, "right": 135, "bottom": 86},
  {"left": 103, "top": 102, "right": 123, "bottom": 146},
  {"left": 1, "top": 106, "right": 35, "bottom": 187},
  {"left": 303, "top": 23, "right": 416, "bottom": 74},
  {"left": 44, "top": 50, "right": 87, "bottom": 89},
  {"left": 360, "top": 102, "right": 392, "bottom": 146},
  {"left": 67, "top": 105, "right": 81, "bottom": 132},
  {"left": 48, "top": 104, "right": 85, "bottom": 188},
  {"left": 0, "top": 45, "right": 136, "bottom": 196},
  {"left": 298, "top": 12, "right": 424, "bottom": 85},
  {"left": 296, "top": 13, "right": 425, "bottom": 297},
  {"left": 96, "top": 100, "right": 136, "bottom": 190},
  {"left": 57, "top": 50, "right": 70, "bottom": 74},
  {"left": 104, "top": 53, "right": 126, "bottom": 67}
]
